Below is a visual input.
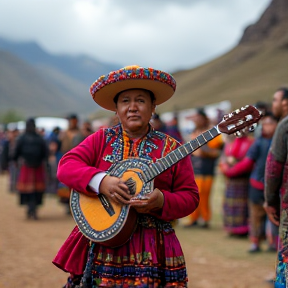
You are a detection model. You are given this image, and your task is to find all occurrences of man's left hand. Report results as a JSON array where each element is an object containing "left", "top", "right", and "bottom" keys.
[{"left": 129, "top": 188, "right": 164, "bottom": 214}]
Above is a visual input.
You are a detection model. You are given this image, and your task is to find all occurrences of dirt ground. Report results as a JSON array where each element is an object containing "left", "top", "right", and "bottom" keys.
[{"left": 0, "top": 173, "right": 277, "bottom": 288}]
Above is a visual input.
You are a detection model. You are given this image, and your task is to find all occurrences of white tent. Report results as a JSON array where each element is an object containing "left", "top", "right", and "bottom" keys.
[{"left": 8, "top": 117, "right": 68, "bottom": 134}]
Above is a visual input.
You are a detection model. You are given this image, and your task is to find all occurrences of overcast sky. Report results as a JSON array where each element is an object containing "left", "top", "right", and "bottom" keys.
[{"left": 0, "top": 0, "right": 271, "bottom": 73}]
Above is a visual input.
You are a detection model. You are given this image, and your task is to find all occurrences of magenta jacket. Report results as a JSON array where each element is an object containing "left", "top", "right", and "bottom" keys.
[{"left": 53, "top": 124, "right": 199, "bottom": 274}]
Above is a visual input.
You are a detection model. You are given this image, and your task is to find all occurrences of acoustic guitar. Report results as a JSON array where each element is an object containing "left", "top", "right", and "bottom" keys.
[{"left": 70, "top": 105, "right": 262, "bottom": 247}]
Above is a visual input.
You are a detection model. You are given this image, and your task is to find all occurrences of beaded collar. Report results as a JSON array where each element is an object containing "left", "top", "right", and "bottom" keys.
[{"left": 104, "top": 124, "right": 160, "bottom": 163}]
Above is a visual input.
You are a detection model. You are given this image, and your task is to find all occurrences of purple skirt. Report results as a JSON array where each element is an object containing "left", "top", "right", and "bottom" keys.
[{"left": 223, "top": 177, "right": 249, "bottom": 235}]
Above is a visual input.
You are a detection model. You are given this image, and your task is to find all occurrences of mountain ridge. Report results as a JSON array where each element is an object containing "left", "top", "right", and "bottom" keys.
[
  {"left": 1, "top": 0, "right": 287, "bottom": 120},
  {"left": 0, "top": 37, "right": 121, "bottom": 86},
  {"left": 0, "top": 39, "right": 121, "bottom": 118}
]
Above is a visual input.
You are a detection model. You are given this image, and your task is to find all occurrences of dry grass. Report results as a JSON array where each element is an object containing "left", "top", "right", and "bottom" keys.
[{"left": 159, "top": 45, "right": 288, "bottom": 114}]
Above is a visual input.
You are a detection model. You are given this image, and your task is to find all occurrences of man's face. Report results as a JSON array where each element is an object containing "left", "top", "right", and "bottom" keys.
[
  {"left": 69, "top": 118, "right": 78, "bottom": 129},
  {"left": 261, "top": 116, "right": 277, "bottom": 138},
  {"left": 272, "top": 91, "right": 284, "bottom": 119},
  {"left": 115, "top": 89, "right": 155, "bottom": 134},
  {"left": 193, "top": 114, "right": 207, "bottom": 129}
]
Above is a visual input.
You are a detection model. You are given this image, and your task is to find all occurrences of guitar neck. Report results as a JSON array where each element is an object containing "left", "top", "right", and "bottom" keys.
[{"left": 143, "top": 126, "right": 220, "bottom": 182}]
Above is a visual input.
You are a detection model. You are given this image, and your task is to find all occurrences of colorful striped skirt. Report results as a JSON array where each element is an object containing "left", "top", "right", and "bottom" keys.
[
  {"left": 16, "top": 164, "right": 46, "bottom": 193},
  {"left": 54, "top": 215, "right": 188, "bottom": 288},
  {"left": 223, "top": 177, "right": 249, "bottom": 235}
]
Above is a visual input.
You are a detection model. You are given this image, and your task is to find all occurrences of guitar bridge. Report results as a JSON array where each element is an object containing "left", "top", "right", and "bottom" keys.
[{"left": 99, "top": 194, "right": 115, "bottom": 216}]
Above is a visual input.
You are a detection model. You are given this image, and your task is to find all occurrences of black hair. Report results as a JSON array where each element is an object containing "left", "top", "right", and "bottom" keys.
[
  {"left": 151, "top": 113, "right": 160, "bottom": 120},
  {"left": 254, "top": 101, "right": 269, "bottom": 116},
  {"left": 25, "top": 118, "right": 36, "bottom": 133},
  {"left": 67, "top": 113, "right": 78, "bottom": 120},
  {"left": 113, "top": 89, "right": 156, "bottom": 105},
  {"left": 254, "top": 101, "right": 268, "bottom": 110},
  {"left": 276, "top": 87, "right": 288, "bottom": 100},
  {"left": 196, "top": 107, "right": 208, "bottom": 118},
  {"left": 263, "top": 111, "right": 278, "bottom": 122}
]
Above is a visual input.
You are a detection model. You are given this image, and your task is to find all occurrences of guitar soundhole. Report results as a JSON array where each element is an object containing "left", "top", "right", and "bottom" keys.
[{"left": 125, "top": 178, "right": 136, "bottom": 195}]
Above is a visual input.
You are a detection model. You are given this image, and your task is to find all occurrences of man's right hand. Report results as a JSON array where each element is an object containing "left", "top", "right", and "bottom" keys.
[
  {"left": 263, "top": 202, "right": 280, "bottom": 226},
  {"left": 99, "top": 175, "right": 132, "bottom": 205}
]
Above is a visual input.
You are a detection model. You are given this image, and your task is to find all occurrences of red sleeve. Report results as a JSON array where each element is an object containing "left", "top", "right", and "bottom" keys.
[
  {"left": 153, "top": 156, "right": 199, "bottom": 222},
  {"left": 264, "top": 151, "right": 284, "bottom": 209},
  {"left": 224, "top": 157, "right": 254, "bottom": 178},
  {"left": 57, "top": 130, "right": 105, "bottom": 195},
  {"left": 265, "top": 118, "right": 288, "bottom": 209}
]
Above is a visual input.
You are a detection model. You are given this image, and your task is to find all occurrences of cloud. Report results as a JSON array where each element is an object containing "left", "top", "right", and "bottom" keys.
[{"left": 0, "top": 0, "right": 271, "bottom": 72}]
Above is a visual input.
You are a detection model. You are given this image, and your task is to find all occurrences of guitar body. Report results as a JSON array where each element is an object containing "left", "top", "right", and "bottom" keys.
[{"left": 70, "top": 158, "right": 153, "bottom": 248}]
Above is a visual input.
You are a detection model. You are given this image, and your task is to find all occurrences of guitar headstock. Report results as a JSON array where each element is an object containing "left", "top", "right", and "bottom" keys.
[{"left": 218, "top": 105, "right": 262, "bottom": 135}]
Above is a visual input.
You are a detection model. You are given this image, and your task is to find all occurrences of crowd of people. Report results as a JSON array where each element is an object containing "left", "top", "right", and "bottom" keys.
[
  {"left": 0, "top": 64, "right": 287, "bottom": 287},
  {"left": 0, "top": 114, "right": 94, "bottom": 218}
]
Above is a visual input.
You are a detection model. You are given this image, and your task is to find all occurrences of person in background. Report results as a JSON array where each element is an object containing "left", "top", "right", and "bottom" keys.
[
  {"left": 1, "top": 127, "right": 20, "bottom": 192},
  {"left": 13, "top": 118, "right": 48, "bottom": 220},
  {"left": 108, "top": 114, "right": 120, "bottom": 127},
  {"left": 47, "top": 126, "right": 62, "bottom": 151},
  {"left": 0, "top": 127, "right": 7, "bottom": 173},
  {"left": 254, "top": 101, "right": 270, "bottom": 116},
  {"left": 222, "top": 113, "right": 278, "bottom": 251},
  {"left": 37, "top": 127, "right": 46, "bottom": 138},
  {"left": 53, "top": 65, "right": 199, "bottom": 288},
  {"left": 253, "top": 101, "right": 270, "bottom": 138},
  {"left": 45, "top": 126, "right": 63, "bottom": 194},
  {"left": 72, "top": 120, "right": 93, "bottom": 147},
  {"left": 264, "top": 87, "right": 288, "bottom": 287},
  {"left": 46, "top": 139, "right": 63, "bottom": 194},
  {"left": 58, "top": 114, "right": 82, "bottom": 214},
  {"left": 270, "top": 87, "right": 288, "bottom": 122},
  {"left": 61, "top": 114, "right": 81, "bottom": 154},
  {"left": 219, "top": 133, "right": 254, "bottom": 236},
  {"left": 185, "top": 108, "right": 223, "bottom": 228},
  {"left": 151, "top": 113, "right": 183, "bottom": 143},
  {"left": 166, "top": 114, "right": 184, "bottom": 143},
  {"left": 150, "top": 113, "right": 167, "bottom": 134},
  {"left": 0, "top": 129, "right": 9, "bottom": 173}
]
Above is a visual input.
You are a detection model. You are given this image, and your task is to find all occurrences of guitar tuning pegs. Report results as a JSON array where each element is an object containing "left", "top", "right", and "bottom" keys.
[
  {"left": 236, "top": 120, "right": 244, "bottom": 126},
  {"left": 234, "top": 131, "right": 243, "bottom": 138},
  {"left": 245, "top": 114, "right": 253, "bottom": 121},
  {"left": 223, "top": 114, "right": 229, "bottom": 121},
  {"left": 241, "top": 105, "right": 249, "bottom": 110},
  {"left": 248, "top": 123, "right": 257, "bottom": 132},
  {"left": 235, "top": 109, "right": 240, "bottom": 114}
]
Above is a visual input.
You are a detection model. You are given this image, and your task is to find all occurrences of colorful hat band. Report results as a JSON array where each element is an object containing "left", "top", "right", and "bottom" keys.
[{"left": 90, "top": 66, "right": 176, "bottom": 97}]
